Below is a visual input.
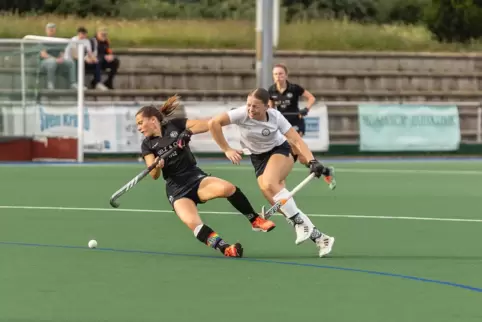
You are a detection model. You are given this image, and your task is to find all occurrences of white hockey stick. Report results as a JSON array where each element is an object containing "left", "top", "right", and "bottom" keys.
[{"left": 260, "top": 173, "right": 316, "bottom": 220}]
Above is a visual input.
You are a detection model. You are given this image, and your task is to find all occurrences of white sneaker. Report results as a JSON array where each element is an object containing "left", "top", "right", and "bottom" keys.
[
  {"left": 71, "top": 83, "right": 89, "bottom": 90},
  {"left": 96, "top": 83, "right": 109, "bottom": 91},
  {"left": 316, "top": 236, "right": 335, "bottom": 257}
]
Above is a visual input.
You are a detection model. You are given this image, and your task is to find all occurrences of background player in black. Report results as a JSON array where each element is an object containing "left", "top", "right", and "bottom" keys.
[
  {"left": 136, "top": 95, "right": 276, "bottom": 258},
  {"left": 268, "top": 63, "right": 316, "bottom": 137}
]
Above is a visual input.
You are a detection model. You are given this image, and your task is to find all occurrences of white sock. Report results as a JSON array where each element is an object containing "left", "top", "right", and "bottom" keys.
[
  {"left": 193, "top": 224, "right": 203, "bottom": 237},
  {"left": 273, "top": 188, "right": 301, "bottom": 219}
]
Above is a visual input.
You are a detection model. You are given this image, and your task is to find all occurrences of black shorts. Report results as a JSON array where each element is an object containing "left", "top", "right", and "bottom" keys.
[
  {"left": 296, "top": 118, "right": 306, "bottom": 135},
  {"left": 249, "top": 141, "right": 297, "bottom": 178},
  {"left": 283, "top": 114, "right": 305, "bottom": 135},
  {"left": 165, "top": 167, "right": 209, "bottom": 207},
  {"left": 290, "top": 118, "right": 305, "bottom": 135}
]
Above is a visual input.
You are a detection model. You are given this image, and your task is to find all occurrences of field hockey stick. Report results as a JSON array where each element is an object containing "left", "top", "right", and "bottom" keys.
[
  {"left": 109, "top": 147, "right": 178, "bottom": 208},
  {"left": 260, "top": 173, "right": 316, "bottom": 220}
]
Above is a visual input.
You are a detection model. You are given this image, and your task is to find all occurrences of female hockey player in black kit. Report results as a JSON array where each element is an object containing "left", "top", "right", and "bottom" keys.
[
  {"left": 268, "top": 63, "right": 316, "bottom": 137},
  {"left": 136, "top": 95, "right": 276, "bottom": 258}
]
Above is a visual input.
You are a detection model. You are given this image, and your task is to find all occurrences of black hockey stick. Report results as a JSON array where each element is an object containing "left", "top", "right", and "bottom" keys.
[{"left": 109, "top": 146, "right": 178, "bottom": 208}]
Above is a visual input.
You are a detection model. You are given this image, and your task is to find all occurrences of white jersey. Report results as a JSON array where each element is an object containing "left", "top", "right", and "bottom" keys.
[
  {"left": 227, "top": 105, "right": 292, "bottom": 154},
  {"left": 63, "top": 36, "right": 93, "bottom": 60}
]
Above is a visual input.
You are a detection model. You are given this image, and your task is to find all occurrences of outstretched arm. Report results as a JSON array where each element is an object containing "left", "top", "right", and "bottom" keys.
[
  {"left": 284, "top": 127, "right": 332, "bottom": 181},
  {"left": 208, "top": 113, "right": 232, "bottom": 152},
  {"left": 208, "top": 112, "right": 243, "bottom": 164},
  {"left": 175, "top": 119, "right": 210, "bottom": 149},
  {"left": 186, "top": 119, "right": 209, "bottom": 134},
  {"left": 284, "top": 128, "right": 315, "bottom": 163}
]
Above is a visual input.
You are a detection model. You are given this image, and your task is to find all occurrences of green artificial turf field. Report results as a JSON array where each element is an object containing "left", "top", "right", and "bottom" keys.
[{"left": 0, "top": 160, "right": 481, "bottom": 322}]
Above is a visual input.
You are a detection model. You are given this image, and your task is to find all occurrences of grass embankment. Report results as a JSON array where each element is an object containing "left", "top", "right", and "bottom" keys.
[{"left": 1, "top": 14, "right": 481, "bottom": 51}]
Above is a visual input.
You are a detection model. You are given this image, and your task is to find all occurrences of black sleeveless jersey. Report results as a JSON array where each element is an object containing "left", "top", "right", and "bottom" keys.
[
  {"left": 140, "top": 118, "right": 199, "bottom": 182},
  {"left": 268, "top": 81, "right": 305, "bottom": 124}
]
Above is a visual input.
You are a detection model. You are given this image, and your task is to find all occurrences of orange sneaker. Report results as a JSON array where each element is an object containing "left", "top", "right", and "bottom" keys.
[
  {"left": 224, "top": 243, "right": 243, "bottom": 257},
  {"left": 251, "top": 216, "right": 276, "bottom": 232}
]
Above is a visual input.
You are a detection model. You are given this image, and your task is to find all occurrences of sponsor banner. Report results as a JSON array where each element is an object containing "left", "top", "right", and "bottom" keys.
[
  {"left": 358, "top": 104, "right": 461, "bottom": 151},
  {"left": 183, "top": 102, "right": 329, "bottom": 153},
  {"left": 182, "top": 102, "right": 243, "bottom": 152},
  {"left": 2, "top": 103, "right": 144, "bottom": 153},
  {"left": 1, "top": 101, "right": 329, "bottom": 153},
  {"left": 303, "top": 104, "right": 329, "bottom": 152}
]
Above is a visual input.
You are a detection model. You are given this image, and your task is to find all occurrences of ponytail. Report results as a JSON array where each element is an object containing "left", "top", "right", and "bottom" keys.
[
  {"left": 159, "top": 94, "right": 181, "bottom": 118},
  {"left": 136, "top": 94, "right": 182, "bottom": 124}
]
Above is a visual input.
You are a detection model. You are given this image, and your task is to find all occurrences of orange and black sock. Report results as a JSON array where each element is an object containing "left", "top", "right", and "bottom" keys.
[{"left": 193, "top": 224, "right": 229, "bottom": 253}]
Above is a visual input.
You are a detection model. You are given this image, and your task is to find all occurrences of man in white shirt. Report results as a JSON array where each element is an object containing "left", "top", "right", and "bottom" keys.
[{"left": 64, "top": 27, "right": 107, "bottom": 90}]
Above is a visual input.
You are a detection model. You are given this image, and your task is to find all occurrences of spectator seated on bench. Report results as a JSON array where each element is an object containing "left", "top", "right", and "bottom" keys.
[
  {"left": 64, "top": 26, "right": 107, "bottom": 90},
  {"left": 89, "top": 27, "right": 120, "bottom": 90},
  {"left": 39, "top": 22, "right": 78, "bottom": 90}
]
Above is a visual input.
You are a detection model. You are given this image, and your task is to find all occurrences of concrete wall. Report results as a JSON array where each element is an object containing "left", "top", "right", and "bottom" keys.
[{"left": 1, "top": 48, "right": 482, "bottom": 100}]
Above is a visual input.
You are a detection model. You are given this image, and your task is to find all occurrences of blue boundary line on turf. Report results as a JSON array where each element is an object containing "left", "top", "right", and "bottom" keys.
[{"left": 1, "top": 240, "right": 481, "bottom": 293}]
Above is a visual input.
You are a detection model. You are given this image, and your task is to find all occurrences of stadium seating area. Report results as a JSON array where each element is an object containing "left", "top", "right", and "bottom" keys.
[{"left": 2, "top": 47, "right": 482, "bottom": 102}]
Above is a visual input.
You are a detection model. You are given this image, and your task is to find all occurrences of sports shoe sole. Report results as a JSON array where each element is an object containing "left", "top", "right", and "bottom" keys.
[{"left": 252, "top": 225, "right": 276, "bottom": 233}]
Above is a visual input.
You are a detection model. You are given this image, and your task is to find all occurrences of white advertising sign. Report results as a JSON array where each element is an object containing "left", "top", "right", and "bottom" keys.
[
  {"left": 184, "top": 102, "right": 329, "bottom": 152},
  {"left": 2, "top": 101, "right": 329, "bottom": 153}
]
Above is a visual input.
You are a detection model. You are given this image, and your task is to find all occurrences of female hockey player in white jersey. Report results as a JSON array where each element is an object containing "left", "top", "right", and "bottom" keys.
[{"left": 208, "top": 88, "right": 336, "bottom": 257}]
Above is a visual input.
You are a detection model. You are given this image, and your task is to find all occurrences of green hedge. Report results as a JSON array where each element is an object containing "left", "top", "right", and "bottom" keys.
[
  {"left": 1, "top": 0, "right": 432, "bottom": 25},
  {"left": 4, "top": 0, "right": 482, "bottom": 47},
  {"left": 425, "top": 0, "right": 482, "bottom": 43},
  {"left": 4, "top": 14, "right": 482, "bottom": 51}
]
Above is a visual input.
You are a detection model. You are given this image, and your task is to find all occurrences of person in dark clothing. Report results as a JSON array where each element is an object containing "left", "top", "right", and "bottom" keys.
[
  {"left": 90, "top": 27, "right": 120, "bottom": 90},
  {"left": 137, "top": 95, "right": 276, "bottom": 257},
  {"left": 65, "top": 26, "right": 102, "bottom": 90},
  {"left": 268, "top": 63, "right": 316, "bottom": 137}
]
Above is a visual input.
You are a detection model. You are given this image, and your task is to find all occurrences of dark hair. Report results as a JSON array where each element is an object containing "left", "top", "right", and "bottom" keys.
[
  {"left": 77, "top": 26, "right": 88, "bottom": 34},
  {"left": 249, "top": 88, "right": 270, "bottom": 105},
  {"left": 273, "top": 63, "right": 288, "bottom": 74},
  {"left": 136, "top": 95, "right": 181, "bottom": 124}
]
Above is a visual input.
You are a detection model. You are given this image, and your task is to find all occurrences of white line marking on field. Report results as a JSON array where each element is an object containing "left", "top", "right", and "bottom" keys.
[
  {"left": 200, "top": 166, "right": 482, "bottom": 175},
  {"left": 2, "top": 162, "right": 482, "bottom": 175},
  {"left": 1, "top": 205, "right": 481, "bottom": 223}
]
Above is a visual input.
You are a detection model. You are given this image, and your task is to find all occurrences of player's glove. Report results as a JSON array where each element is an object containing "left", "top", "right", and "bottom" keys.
[
  {"left": 299, "top": 107, "right": 309, "bottom": 117},
  {"left": 177, "top": 129, "right": 193, "bottom": 149},
  {"left": 308, "top": 159, "right": 329, "bottom": 178}
]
